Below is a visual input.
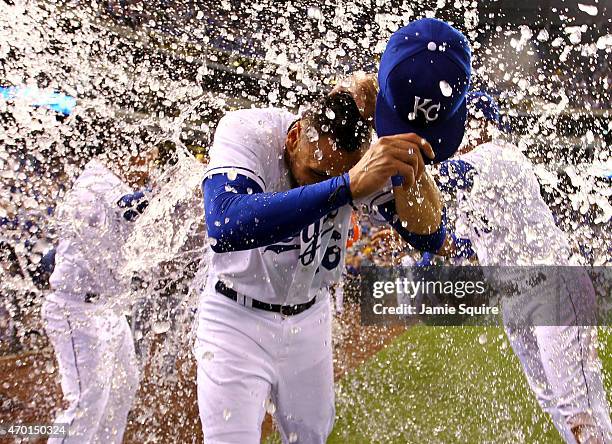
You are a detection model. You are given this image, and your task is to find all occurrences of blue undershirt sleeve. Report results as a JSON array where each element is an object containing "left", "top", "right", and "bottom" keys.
[
  {"left": 437, "top": 159, "right": 475, "bottom": 193},
  {"left": 376, "top": 200, "right": 448, "bottom": 253},
  {"left": 203, "top": 172, "right": 353, "bottom": 253}
]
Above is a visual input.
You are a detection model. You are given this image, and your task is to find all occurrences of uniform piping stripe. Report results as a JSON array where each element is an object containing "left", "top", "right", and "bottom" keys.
[
  {"left": 204, "top": 166, "right": 266, "bottom": 189},
  {"left": 61, "top": 314, "right": 83, "bottom": 444},
  {"left": 564, "top": 274, "right": 602, "bottom": 440}
]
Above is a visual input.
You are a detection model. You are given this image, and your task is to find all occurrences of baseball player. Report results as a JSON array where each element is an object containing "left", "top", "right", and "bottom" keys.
[
  {"left": 42, "top": 149, "right": 155, "bottom": 444},
  {"left": 196, "top": 18, "right": 472, "bottom": 444},
  {"left": 436, "top": 92, "right": 612, "bottom": 444}
]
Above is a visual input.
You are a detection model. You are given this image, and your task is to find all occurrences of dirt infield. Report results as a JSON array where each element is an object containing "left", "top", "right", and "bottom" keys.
[{"left": 0, "top": 303, "right": 406, "bottom": 443}]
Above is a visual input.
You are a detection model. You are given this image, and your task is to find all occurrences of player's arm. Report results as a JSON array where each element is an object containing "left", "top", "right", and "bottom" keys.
[
  {"left": 203, "top": 173, "right": 353, "bottom": 253},
  {"left": 206, "top": 132, "right": 437, "bottom": 253},
  {"left": 331, "top": 71, "right": 378, "bottom": 125},
  {"left": 373, "top": 158, "right": 476, "bottom": 254},
  {"left": 394, "top": 171, "right": 443, "bottom": 234},
  {"left": 433, "top": 158, "right": 476, "bottom": 257},
  {"left": 436, "top": 159, "right": 476, "bottom": 193}
]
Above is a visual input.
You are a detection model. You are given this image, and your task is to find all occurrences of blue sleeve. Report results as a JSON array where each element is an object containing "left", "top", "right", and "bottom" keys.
[
  {"left": 204, "top": 172, "right": 353, "bottom": 253},
  {"left": 40, "top": 248, "right": 56, "bottom": 273},
  {"left": 438, "top": 159, "right": 475, "bottom": 193},
  {"left": 117, "top": 190, "right": 149, "bottom": 221},
  {"left": 376, "top": 200, "right": 448, "bottom": 253}
]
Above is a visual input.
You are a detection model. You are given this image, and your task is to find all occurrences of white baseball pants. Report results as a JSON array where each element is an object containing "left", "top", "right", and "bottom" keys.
[
  {"left": 42, "top": 295, "right": 140, "bottom": 444},
  {"left": 503, "top": 269, "right": 612, "bottom": 443},
  {"left": 195, "top": 290, "right": 335, "bottom": 444}
]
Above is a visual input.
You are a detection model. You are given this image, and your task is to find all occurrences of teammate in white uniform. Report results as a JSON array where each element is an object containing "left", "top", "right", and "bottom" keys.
[
  {"left": 42, "top": 153, "right": 153, "bottom": 444},
  {"left": 196, "top": 18, "right": 473, "bottom": 444},
  {"left": 439, "top": 92, "right": 612, "bottom": 444}
]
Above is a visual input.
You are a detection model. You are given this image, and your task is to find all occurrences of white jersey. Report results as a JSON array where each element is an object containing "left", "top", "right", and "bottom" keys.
[
  {"left": 203, "top": 108, "right": 390, "bottom": 305},
  {"left": 454, "top": 141, "right": 571, "bottom": 266},
  {"left": 49, "top": 159, "right": 132, "bottom": 300}
]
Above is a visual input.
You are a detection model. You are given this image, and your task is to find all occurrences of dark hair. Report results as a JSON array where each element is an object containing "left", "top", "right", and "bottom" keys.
[{"left": 303, "top": 91, "right": 370, "bottom": 152}]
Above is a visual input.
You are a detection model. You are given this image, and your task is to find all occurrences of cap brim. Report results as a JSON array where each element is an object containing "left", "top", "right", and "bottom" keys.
[{"left": 375, "top": 91, "right": 467, "bottom": 164}]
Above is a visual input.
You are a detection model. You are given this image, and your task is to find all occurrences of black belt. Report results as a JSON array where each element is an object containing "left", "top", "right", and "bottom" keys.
[{"left": 215, "top": 280, "right": 316, "bottom": 316}]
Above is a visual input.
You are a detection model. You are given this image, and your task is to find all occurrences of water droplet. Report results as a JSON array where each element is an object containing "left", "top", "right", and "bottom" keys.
[
  {"left": 152, "top": 320, "right": 171, "bottom": 334},
  {"left": 264, "top": 398, "right": 276, "bottom": 415},
  {"left": 439, "top": 80, "right": 453, "bottom": 97},
  {"left": 325, "top": 108, "right": 335, "bottom": 120},
  {"left": 314, "top": 149, "right": 323, "bottom": 161},
  {"left": 578, "top": 3, "right": 598, "bottom": 16},
  {"left": 214, "top": 220, "right": 221, "bottom": 227},
  {"left": 247, "top": 188, "right": 253, "bottom": 194},
  {"left": 305, "top": 126, "right": 319, "bottom": 142},
  {"left": 45, "top": 361, "right": 55, "bottom": 374},
  {"left": 537, "top": 29, "right": 549, "bottom": 41},
  {"left": 224, "top": 217, "right": 230, "bottom": 224},
  {"left": 289, "top": 432, "right": 298, "bottom": 442},
  {"left": 223, "top": 408, "right": 232, "bottom": 421},
  {"left": 569, "top": 31, "right": 582, "bottom": 44},
  {"left": 209, "top": 237, "right": 218, "bottom": 247},
  {"left": 478, "top": 333, "right": 487, "bottom": 345},
  {"left": 227, "top": 169, "right": 238, "bottom": 181},
  {"left": 427, "top": 41, "right": 437, "bottom": 51}
]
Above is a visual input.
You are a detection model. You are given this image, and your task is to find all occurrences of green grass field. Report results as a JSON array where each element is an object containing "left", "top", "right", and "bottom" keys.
[{"left": 266, "top": 326, "right": 612, "bottom": 444}]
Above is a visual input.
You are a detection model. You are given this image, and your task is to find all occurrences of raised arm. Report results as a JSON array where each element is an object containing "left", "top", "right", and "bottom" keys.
[{"left": 331, "top": 71, "right": 378, "bottom": 126}]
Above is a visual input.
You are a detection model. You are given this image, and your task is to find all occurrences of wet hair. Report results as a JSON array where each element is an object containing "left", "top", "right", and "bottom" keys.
[{"left": 302, "top": 91, "right": 370, "bottom": 152}]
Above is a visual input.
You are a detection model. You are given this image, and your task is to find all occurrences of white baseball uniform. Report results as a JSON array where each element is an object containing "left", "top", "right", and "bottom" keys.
[
  {"left": 195, "top": 108, "right": 390, "bottom": 444},
  {"left": 42, "top": 159, "right": 139, "bottom": 444},
  {"left": 454, "top": 141, "right": 612, "bottom": 443}
]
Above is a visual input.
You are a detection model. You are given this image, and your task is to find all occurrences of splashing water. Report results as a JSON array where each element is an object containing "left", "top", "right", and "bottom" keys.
[
  {"left": 1, "top": 1, "right": 610, "bottom": 443},
  {"left": 439, "top": 80, "right": 453, "bottom": 97}
]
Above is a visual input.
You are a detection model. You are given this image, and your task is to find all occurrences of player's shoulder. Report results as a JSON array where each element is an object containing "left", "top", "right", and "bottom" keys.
[
  {"left": 461, "top": 141, "right": 531, "bottom": 172},
  {"left": 215, "top": 107, "right": 296, "bottom": 136},
  {"left": 213, "top": 107, "right": 296, "bottom": 157},
  {"left": 207, "top": 108, "right": 296, "bottom": 189}
]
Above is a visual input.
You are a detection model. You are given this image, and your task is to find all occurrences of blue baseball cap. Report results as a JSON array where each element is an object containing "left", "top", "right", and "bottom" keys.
[
  {"left": 467, "top": 91, "right": 500, "bottom": 124},
  {"left": 376, "top": 18, "right": 471, "bottom": 163}
]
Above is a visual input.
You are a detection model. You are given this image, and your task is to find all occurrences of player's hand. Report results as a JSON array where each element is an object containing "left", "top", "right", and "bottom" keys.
[
  {"left": 348, "top": 133, "right": 435, "bottom": 199},
  {"left": 370, "top": 228, "right": 406, "bottom": 250}
]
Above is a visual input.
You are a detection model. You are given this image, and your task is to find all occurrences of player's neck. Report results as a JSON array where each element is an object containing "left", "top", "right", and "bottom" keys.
[{"left": 283, "top": 148, "right": 300, "bottom": 189}]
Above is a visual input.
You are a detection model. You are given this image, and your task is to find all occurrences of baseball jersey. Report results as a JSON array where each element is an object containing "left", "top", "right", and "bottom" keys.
[
  {"left": 203, "top": 107, "right": 391, "bottom": 305},
  {"left": 454, "top": 141, "right": 571, "bottom": 266},
  {"left": 49, "top": 159, "right": 133, "bottom": 300}
]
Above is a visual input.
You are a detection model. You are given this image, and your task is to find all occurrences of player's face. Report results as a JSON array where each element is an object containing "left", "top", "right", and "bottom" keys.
[{"left": 285, "top": 122, "right": 365, "bottom": 187}]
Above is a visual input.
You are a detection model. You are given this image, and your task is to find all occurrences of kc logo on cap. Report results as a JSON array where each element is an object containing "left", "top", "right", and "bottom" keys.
[
  {"left": 411, "top": 96, "right": 441, "bottom": 122},
  {"left": 376, "top": 18, "right": 472, "bottom": 164}
]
